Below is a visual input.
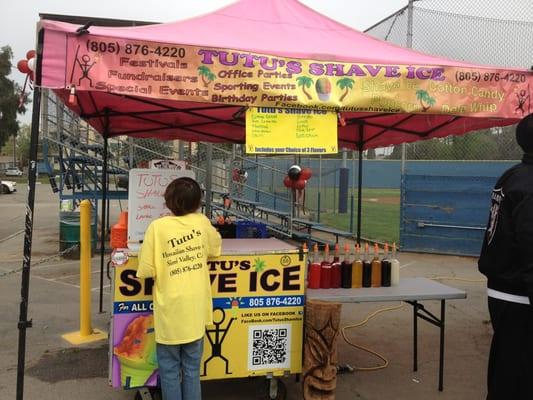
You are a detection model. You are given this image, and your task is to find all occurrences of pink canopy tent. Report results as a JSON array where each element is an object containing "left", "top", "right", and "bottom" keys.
[
  {"left": 37, "top": 0, "right": 532, "bottom": 148},
  {"left": 14, "top": 3, "right": 533, "bottom": 398}
]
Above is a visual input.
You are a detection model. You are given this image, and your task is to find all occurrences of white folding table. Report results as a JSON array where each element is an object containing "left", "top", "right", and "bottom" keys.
[{"left": 307, "top": 277, "right": 467, "bottom": 391}]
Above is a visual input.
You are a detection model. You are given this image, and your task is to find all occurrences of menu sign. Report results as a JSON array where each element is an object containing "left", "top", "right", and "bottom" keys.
[{"left": 127, "top": 168, "right": 195, "bottom": 249}]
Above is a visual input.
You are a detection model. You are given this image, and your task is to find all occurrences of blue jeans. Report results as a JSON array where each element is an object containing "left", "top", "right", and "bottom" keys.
[{"left": 156, "top": 338, "right": 204, "bottom": 400}]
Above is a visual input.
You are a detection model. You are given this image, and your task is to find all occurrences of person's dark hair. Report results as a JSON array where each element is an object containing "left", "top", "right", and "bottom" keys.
[
  {"left": 516, "top": 113, "right": 533, "bottom": 153},
  {"left": 164, "top": 177, "right": 202, "bottom": 216}
]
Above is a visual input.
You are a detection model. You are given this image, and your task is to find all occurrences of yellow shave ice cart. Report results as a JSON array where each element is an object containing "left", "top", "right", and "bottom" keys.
[{"left": 110, "top": 238, "right": 306, "bottom": 399}]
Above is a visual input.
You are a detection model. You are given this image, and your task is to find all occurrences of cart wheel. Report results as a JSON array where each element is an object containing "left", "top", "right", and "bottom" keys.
[
  {"left": 266, "top": 378, "right": 287, "bottom": 400},
  {"left": 134, "top": 387, "right": 161, "bottom": 400}
]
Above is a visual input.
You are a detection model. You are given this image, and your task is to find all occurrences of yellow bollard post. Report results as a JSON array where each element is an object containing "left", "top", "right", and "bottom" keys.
[
  {"left": 79, "top": 199, "right": 92, "bottom": 336},
  {"left": 62, "top": 200, "right": 106, "bottom": 345}
]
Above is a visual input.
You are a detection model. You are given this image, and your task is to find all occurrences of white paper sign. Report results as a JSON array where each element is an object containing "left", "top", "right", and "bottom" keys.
[{"left": 127, "top": 168, "right": 195, "bottom": 249}]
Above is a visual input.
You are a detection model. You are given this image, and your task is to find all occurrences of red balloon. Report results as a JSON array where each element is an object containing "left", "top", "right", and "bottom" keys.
[
  {"left": 283, "top": 176, "right": 294, "bottom": 189},
  {"left": 300, "top": 167, "right": 312, "bottom": 180},
  {"left": 17, "top": 59, "right": 30, "bottom": 74},
  {"left": 28, "top": 71, "right": 34, "bottom": 81},
  {"left": 294, "top": 179, "right": 306, "bottom": 190},
  {"left": 26, "top": 50, "right": 36, "bottom": 60}
]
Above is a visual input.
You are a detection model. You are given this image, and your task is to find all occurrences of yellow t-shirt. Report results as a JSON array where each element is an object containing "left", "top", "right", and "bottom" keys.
[{"left": 136, "top": 213, "right": 222, "bottom": 345}]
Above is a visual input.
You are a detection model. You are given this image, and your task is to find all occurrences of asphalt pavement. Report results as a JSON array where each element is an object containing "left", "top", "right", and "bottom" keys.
[{"left": 0, "top": 184, "right": 491, "bottom": 399}]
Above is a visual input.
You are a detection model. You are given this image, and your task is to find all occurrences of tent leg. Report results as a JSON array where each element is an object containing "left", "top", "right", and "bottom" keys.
[
  {"left": 357, "top": 124, "right": 364, "bottom": 245},
  {"left": 205, "top": 143, "right": 213, "bottom": 219},
  {"left": 16, "top": 28, "right": 44, "bottom": 400},
  {"left": 99, "top": 126, "right": 109, "bottom": 314}
]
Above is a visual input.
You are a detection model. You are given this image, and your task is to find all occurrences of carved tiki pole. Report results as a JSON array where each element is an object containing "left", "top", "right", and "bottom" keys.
[{"left": 303, "top": 299, "right": 342, "bottom": 400}]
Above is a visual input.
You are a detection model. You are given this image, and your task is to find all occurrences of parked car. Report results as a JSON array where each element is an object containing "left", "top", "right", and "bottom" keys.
[
  {"left": 5, "top": 167, "right": 23, "bottom": 177},
  {"left": 1, "top": 180, "right": 17, "bottom": 194}
]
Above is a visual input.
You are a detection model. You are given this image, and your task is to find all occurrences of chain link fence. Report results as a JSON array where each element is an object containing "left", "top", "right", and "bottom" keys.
[
  {"left": 366, "top": 0, "right": 532, "bottom": 162},
  {"left": 360, "top": 0, "right": 533, "bottom": 246}
]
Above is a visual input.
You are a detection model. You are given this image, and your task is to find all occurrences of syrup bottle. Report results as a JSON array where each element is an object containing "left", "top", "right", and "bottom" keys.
[
  {"left": 371, "top": 243, "right": 382, "bottom": 288},
  {"left": 331, "top": 243, "right": 342, "bottom": 288},
  {"left": 308, "top": 244, "right": 321, "bottom": 289},
  {"left": 351, "top": 243, "right": 363, "bottom": 288},
  {"left": 320, "top": 243, "right": 332, "bottom": 289},
  {"left": 341, "top": 243, "right": 352, "bottom": 288},
  {"left": 362, "top": 243, "right": 372, "bottom": 288},
  {"left": 303, "top": 242, "right": 309, "bottom": 279},
  {"left": 391, "top": 242, "right": 400, "bottom": 286},
  {"left": 381, "top": 243, "right": 392, "bottom": 287}
]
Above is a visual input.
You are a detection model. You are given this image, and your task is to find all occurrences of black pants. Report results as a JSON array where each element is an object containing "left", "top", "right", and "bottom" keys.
[{"left": 487, "top": 297, "right": 533, "bottom": 400}]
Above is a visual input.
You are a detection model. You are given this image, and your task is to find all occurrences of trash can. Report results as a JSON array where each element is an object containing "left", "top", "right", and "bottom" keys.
[{"left": 59, "top": 211, "right": 97, "bottom": 259}]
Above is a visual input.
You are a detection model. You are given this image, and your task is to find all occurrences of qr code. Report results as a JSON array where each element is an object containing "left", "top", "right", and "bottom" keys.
[{"left": 248, "top": 324, "right": 291, "bottom": 370}]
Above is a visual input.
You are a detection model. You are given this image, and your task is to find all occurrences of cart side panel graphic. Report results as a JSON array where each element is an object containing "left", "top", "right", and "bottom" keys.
[{"left": 111, "top": 249, "right": 305, "bottom": 388}]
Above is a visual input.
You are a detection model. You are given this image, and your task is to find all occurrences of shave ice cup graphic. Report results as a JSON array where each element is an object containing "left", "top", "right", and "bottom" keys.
[
  {"left": 315, "top": 77, "right": 332, "bottom": 101},
  {"left": 114, "top": 314, "right": 157, "bottom": 388}
]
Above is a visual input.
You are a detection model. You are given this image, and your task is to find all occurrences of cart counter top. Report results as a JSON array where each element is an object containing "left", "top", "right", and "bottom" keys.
[
  {"left": 123, "top": 238, "right": 300, "bottom": 257},
  {"left": 219, "top": 238, "right": 299, "bottom": 255}
]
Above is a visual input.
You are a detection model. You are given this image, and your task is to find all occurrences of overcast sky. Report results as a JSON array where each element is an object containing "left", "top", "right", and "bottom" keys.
[{"left": 1, "top": 0, "right": 408, "bottom": 78}]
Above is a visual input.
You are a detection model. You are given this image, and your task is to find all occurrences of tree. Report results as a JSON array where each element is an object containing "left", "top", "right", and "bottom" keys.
[
  {"left": 197, "top": 66, "right": 216, "bottom": 87},
  {"left": 16, "top": 124, "right": 31, "bottom": 167},
  {"left": 0, "top": 46, "right": 28, "bottom": 148},
  {"left": 415, "top": 89, "right": 436, "bottom": 112},
  {"left": 296, "top": 76, "right": 314, "bottom": 100},
  {"left": 336, "top": 78, "right": 354, "bottom": 102}
]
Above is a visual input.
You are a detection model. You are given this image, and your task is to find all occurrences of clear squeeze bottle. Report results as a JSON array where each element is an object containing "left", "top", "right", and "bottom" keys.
[
  {"left": 320, "top": 243, "right": 332, "bottom": 289},
  {"left": 381, "top": 243, "right": 392, "bottom": 287},
  {"left": 391, "top": 242, "right": 400, "bottom": 286},
  {"left": 303, "top": 242, "right": 308, "bottom": 279},
  {"left": 308, "top": 244, "right": 321, "bottom": 289},
  {"left": 371, "top": 243, "right": 382, "bottom": 287},
  {"left": 331, "top": 243, "right": 342, "bottom": 288},
  {"left": 352, "top": 244, "right": 363, "bottom": 288},
  {"left": 341, "top": 243, "right": 352, "bottom": 288},
  {"left": 362, "top": 243, "right": 372, "bottom": 288}
]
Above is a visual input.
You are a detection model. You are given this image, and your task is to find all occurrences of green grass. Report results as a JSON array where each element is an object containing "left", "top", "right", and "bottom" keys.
[
  {"left": 307, "top": 188, "right": 400, "bottom": 244},
  {"left": 260, "top": 186, "right": 400, "bottom": 243},
  {"left": 320, "top": 203, "right": 400, "bottom": 245}
]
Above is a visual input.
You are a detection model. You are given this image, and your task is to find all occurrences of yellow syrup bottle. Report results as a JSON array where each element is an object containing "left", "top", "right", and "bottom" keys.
[
  {"left": 362, "top": 243, "right": 372, "bottom": 288},
  {"left": 351, "top": 243, "right": 363, "bottom": 288},
  {"left": 371, "top": 243, "right": 382, "bottom": 287}
]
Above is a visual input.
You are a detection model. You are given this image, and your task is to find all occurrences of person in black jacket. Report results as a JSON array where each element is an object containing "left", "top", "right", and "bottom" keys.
[{"left": 478, "top": 113, "right": 533, "bottom": 400}]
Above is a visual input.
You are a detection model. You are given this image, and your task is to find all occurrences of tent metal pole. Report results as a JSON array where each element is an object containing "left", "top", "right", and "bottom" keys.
[
  {"left": 350, "top": 150, "right": 355, "bottom": 233},
  {"left": 16, "top": 28, "right": 44, "bottom": 400},
  {"left": 205, "top": 143, "right": 213, "bottom": 219},
  {"left": 99, "top": 113, "right": 109, "bottom": 314},
  {"left": 317, "top": 155, "right": 322, "bottom": 223},
  {"left": 402, "top": 0, "right": 414, "bottom": 174},
  {"left": 357, "top": 124, "right": 364, "bottom": 245}
]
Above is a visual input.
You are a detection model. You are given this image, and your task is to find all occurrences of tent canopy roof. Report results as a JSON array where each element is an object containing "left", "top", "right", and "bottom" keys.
[
  {"left": 41, "top": 0, "right": 491, "bottom": 68},
  {"left": 39, "top": 0, "right": 528, "bottom": 149}
]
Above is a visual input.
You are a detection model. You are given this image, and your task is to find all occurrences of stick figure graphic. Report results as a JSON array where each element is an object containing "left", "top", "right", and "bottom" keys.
[
  {"left": 515, "top": 88, "right": 530, "bottom": 116},
  {"left": 76, "top": 54, "right": 96, "bottom": 87},
  {"left": 201, "top": 307, "right": 236, "bottom": 376}
]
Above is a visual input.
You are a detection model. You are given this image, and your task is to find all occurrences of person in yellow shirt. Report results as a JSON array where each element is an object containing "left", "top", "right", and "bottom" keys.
[{"left": 137, "top": 177, "right": 222, "bottom": 400}]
